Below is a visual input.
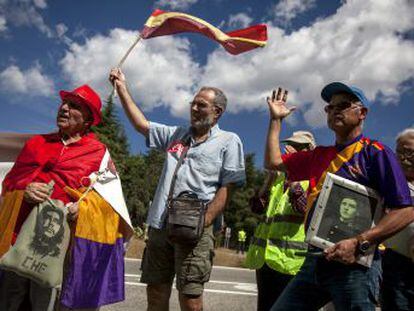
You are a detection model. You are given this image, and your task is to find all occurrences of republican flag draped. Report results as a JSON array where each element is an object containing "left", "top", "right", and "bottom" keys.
[
  {"left": 0, "top": 134, "right": 133, "bottom": 309},
  {"left": 140, "top": 9, "right": 267, "bottom": 55}
]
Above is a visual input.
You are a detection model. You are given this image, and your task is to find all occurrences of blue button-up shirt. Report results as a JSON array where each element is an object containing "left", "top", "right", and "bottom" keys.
[{"left": 146, "top": 122, "right": 246, "bottom": 229}]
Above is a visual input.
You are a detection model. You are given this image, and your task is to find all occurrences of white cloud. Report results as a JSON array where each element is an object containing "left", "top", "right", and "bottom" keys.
[
  {"left": 272, "top": 0, "right": 316, "bottom": 25},
  {"left": 199, "top": 0, "right": 414, "bottom": 127},
  {"left": 56, "top": 22, "right": 72, "bottom": 45},
  {"left": 33, "top": 0, "right": 47, "bottom": 9},
  {"left": 59, "top": 28, "right": 201, "bottom": 117},
  {"left": 0, "top": 64, "right": 55, "bottom": 96},
  {"left": 154, "top": 0, "right": 198, "bottom": 11},
  {"left": 228, "top": 13, "right": 253, "bottom": 29},
  {"left": 0, "top": 0, "right": 70, "bottom": 42},
  {"left": 0, "top": 0, "right": 53, "bottom": 37},
  {"left": 0, "top": 15, "right": 6, "bottom": 32},
  {"left": 58, "top": 0, "right": 414, "bottom": 129},
  {"left": 55, "top": 22, "right": 67, "bottom": 37}
]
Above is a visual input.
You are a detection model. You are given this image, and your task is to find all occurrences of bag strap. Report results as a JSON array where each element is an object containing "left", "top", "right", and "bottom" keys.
[{"left": 167, "top": 134, "right": 191, "bottom": 204}]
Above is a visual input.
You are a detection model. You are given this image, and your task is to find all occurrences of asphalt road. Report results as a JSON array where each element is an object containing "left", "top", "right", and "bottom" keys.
[{"left": 102, "top": 258, "right": 257, "bottom": 311}]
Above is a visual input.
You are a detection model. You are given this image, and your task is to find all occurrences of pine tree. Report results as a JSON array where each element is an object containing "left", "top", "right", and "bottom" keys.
[
  {"left": 92, "top": 98, "right": 129, "bottom": 175},
  {"left": 91, "top": 98, "right": 166, "bottom": 227},
  {"left": 224, "top": 153, "right": 264, "bottom": 246}
]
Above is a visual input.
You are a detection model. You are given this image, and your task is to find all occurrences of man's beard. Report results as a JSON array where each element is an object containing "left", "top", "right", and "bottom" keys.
[{"left": 192, "top": 116, "right": 214, "bottom": 131}]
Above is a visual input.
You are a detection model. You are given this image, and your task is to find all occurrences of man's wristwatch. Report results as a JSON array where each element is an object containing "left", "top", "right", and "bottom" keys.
[{"left": 356, "top": 235, "right": 371, "bottom": 255}]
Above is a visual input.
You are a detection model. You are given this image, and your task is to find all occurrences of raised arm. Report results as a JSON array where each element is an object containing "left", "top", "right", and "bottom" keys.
[
  {"left": 264, "top": 87, "right": 296, "bottom": 171},
  {"left": 109, "top": 68, "right": 150, "bottom": 136}
]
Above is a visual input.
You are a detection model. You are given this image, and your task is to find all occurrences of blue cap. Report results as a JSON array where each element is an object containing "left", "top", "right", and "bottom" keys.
[{"left": 321, "top": 82, "right": 370, "bottom": 107}]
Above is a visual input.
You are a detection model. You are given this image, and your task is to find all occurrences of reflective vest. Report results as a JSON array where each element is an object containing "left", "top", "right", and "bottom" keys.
[
  {"left": 238, "top": 230, "right": 246, "bottom": 242},
  {"left": 245, "top": 174, "right": 308, "bottom": 275}
]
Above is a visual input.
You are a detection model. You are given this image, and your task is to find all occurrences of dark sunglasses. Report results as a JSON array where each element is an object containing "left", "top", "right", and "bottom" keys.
[
  {"left": 324, "top": 101, "right": 362, "bottom": 113},
  {"left": 287, "top": 143, "right": 311, "bottom": 151}
]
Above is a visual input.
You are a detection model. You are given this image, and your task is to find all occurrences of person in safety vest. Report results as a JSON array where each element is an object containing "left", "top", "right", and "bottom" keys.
[
  {"left": 246, "top": 131, "right": 316, "bottom": 311},
  {"left": 237, "top": 229, "right": 247, "bottom": 254}
]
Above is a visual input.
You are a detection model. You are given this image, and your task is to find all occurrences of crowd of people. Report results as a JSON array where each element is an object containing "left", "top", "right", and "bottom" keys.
[{"left": 0, "top": 68, "right": 412, "bottom": 311}]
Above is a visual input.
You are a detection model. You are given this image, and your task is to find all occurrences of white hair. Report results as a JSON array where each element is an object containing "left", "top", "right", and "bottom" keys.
[{"left": 396, "top": 128, "right": 414, "bottom": 142}]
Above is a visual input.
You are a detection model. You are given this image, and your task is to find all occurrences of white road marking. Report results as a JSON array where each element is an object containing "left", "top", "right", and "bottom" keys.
[
  {"left": 125, "top": 281, "right": 257, "bottom": 296},
  {"left": 125, "top": 258, "right": 253, "bottom": 272},
  {"left": 125, "top": 274, "right": 257, "bottom": 293}
]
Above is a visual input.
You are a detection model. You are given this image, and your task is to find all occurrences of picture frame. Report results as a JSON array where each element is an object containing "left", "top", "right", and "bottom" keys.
[{"left": 306, "top": 173, "right": 383, "bottom": 267}]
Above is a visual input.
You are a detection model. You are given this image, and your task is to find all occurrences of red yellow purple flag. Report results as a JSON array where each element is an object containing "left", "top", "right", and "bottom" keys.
[{"left": 140, "top": 9, "right": 267, "bottom": 55}]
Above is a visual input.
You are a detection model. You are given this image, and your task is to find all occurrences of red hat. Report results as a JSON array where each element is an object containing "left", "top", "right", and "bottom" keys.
[{"left": 59, "top": 84, "right": 102, "bottom": 126}]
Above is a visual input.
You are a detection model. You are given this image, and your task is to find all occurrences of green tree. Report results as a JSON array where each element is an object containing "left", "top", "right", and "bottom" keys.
[
  {"left": 92, "top": 98, "right": 129, "bottom": 175},
  {"left": 224, "top": 153, "right": 264, "bottom": 246},
  {"left": 122, "top": 150, "right": 165, "bottom": 226}
]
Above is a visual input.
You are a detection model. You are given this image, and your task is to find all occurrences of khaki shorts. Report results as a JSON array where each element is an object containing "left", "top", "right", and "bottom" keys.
[{"left": 140, "top": 226, "right": 214, "bottom": 296}]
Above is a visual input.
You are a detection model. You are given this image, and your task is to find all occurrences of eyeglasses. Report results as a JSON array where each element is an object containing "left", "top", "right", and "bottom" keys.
[
  {"left": 189, "top": 100, "right": 211, "bottom": 110},
  {"left": 287, "top": 143, "right": 311, "bottom": 151},
  {"left": 62, "top": 100, "right": 83, "bottom": 110},
  {"left": 324, "top": 101, "right": 362, "bottom": 113}
]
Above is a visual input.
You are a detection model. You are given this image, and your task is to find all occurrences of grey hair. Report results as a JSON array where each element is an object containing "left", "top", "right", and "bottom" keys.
[
  {"left": 200, "top": 86, "right": 227, "bottom": 112},
  {"left": 396, "top": 128, "right": 414, "bottom": 142}
]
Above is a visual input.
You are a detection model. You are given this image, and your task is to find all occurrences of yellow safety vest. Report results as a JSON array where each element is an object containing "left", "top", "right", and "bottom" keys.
[
  {"left": 245, "top": 174, "right": 308, "bottom": 275},
  {"left": 238, "top": 230, "right": 246, "bottom": 242}
]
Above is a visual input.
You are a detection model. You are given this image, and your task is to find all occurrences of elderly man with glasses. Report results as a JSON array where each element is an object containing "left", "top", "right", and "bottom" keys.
[
  {"left": 0, "top": 85, "right": 132, "bottom": 311},
  {"left": 264, "top": 82, "right": 414, "bottom": 311},
  {"left": 381, "top": 128, "right": 414, "bottom": 311}
]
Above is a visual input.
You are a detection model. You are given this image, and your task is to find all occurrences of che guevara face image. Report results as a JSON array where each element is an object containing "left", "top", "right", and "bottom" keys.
[{"left": 30, "top": 204, "right": 65, "bottom": 258}]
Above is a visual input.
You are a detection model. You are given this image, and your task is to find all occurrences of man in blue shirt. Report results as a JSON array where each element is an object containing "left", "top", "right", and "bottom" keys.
[{"left": 110, "top": 68, "right": 245, "bottom": 311}]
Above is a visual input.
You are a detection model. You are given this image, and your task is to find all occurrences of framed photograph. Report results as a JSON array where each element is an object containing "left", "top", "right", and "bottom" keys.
[{"left": 306, "top": 173, "right": 383, "bottom": 267}]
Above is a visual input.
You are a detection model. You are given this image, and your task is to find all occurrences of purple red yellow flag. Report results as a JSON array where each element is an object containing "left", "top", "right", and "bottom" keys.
[{"left": 140, "top": 9, "right": 267, "bottom": 55}]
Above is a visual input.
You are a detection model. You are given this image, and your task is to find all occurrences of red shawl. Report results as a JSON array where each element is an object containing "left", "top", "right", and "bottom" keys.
[{"left": 2, "top": 132, "right": 106, "bottom": 237}]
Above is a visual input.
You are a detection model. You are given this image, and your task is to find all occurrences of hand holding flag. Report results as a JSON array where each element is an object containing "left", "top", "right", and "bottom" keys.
[{"left": 108, "top": 9, "right": 268, "bottom": 101}]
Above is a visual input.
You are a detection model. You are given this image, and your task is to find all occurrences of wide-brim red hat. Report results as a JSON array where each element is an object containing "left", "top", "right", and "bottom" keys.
[{"left": 59, "top": 84, "right": 102, "bottom": 126}]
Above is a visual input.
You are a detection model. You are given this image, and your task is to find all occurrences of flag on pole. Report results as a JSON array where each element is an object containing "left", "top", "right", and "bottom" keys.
[{"left": 140, "top": 9, "right": 267, "bottom": 55}]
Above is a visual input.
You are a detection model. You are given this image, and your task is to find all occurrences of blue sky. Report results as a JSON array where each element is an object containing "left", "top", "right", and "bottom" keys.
[{"left": 0, "top": 0, "right": 413, "bottom": 166}]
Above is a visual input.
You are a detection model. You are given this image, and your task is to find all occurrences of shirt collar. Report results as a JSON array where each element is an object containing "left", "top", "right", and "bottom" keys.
[
  {"left": 189, "top": 124, "right": 220, "bottom": 146},
  {"left": 335, "top": 134, "right": 363, "bottom": 151}
]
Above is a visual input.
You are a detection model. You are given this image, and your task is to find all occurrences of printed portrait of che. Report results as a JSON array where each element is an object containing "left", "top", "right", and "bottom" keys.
[
  {"left": 30, "top": 204, "right": 65, "bottom": 259},
  {"left": 316, "top": 184, "right": 378, "bottom": 243}
]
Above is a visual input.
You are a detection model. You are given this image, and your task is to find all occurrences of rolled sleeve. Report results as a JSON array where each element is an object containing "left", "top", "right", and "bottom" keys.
[
  {"left": 146, "top": 121, "right": 179, "bottom": 151},
  {"left": 220, "top": 135, "right": 246, "bottom": 187}
]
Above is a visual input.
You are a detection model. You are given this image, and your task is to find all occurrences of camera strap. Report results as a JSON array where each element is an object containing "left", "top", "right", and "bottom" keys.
[{"left": 167, "top": 134, "right": 191, "bottom": 204}]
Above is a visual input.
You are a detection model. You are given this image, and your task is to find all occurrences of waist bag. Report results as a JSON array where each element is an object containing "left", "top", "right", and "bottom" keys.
[{"left": 166, "top": 137, "right": 206, "bottom": 245}]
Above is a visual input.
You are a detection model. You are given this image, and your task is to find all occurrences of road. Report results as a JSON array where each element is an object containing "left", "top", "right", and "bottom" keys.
[{"left": 102, "top": 258, "right": 257, "bottom": 311}]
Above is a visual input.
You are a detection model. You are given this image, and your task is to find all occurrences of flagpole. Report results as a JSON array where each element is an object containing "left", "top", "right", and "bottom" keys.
[{"left": 107, "top": 34, "right": 142, "bottom": 103}]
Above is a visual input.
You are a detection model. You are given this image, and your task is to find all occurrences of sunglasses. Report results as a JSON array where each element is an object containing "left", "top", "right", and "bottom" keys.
[
  {"left": 286, "top": 143, "right": 311, "bottom": 151},
  {"left": 189, "top": 101, "right": 211, "bottom": 109},
  {"left": 324, "top": 101, "right": 362, "bottom": 113}
]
